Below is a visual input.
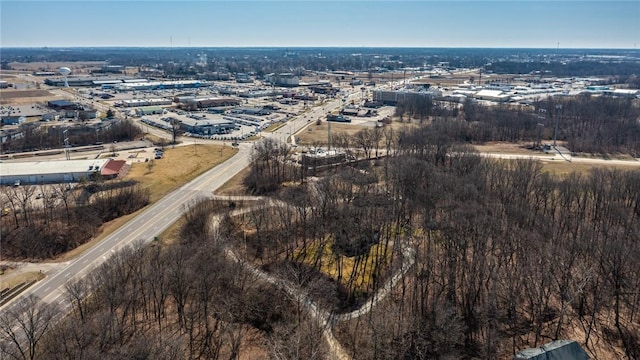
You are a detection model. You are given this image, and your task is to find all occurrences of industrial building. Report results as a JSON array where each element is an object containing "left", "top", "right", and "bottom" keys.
[
  {"left": 473, "top": 89, "right": 511, "bottom": 102},
  {"left": 0, "top": 158, "right": 124, "bottom": 185},
  {"left": 179, "top": 117, "right": 237, "bottom": 135},
  {"left": 115, "top": 80, "right": 203, "bottom": 91},
  {"left": 45, "top": 77, "right": 118, "bottom": 87},
  {"left": 178, "top": 97, "right": 241, "bottom": 110},
  {"left": 373, "top": 88, "right": 442, "bottom": 105},
  {"left": 1, "top": 116, "right": 26, "bottom": 125},
  {"left": 135, "top": 106, "right": 164, "bottom": 116},
  {"left": 122, "top": 98, "right": 172, "bottom": 107},
  {"left": 264, "top": 73, "right": 300, "bottom": 87},
  {"left": 48, "top": 100, "right": 80, "bottom": 110}
]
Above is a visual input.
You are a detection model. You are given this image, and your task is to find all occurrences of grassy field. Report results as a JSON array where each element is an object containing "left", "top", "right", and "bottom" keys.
[
  {"left": 215, "top": 166, "right": 251, "bottom": 196},
  {"left": 473, "top": 141, "right": 537, "bottom": 155},
  {"left": 126, "top": 143, "right": 238, "bottom": 202},
  {"left": 295, "top": 119, "right": 420, "bottom": 147},
  {"left": 52, "top": 144, "right": 238, "bottom": 261},
  {"left": 296, "top": 239, "right": 391, "bottom": 293},
  {"left": 0, "top": 271, "right": 45, "bottom": 291},
  {"left": 0, "top": 89, "right": 58, "bottom": 104},
  {"left": 540, "top": 160, "right": 639, "bottom": 176}
]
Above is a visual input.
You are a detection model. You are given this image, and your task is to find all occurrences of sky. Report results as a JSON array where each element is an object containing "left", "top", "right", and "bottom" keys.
[{"left": 1, "top": 1, "right": 639, "bottom": 48}]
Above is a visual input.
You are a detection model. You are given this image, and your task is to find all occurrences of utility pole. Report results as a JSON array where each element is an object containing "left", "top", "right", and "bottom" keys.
[
  {"left": 554, "top": 104, "right": 562, "bottom": 148},
  {"left": 327, "top": 119, "right": 332, "bottom": 151},
  {"left": 63, "top": 129, "right": 70, "bottom": 160}
]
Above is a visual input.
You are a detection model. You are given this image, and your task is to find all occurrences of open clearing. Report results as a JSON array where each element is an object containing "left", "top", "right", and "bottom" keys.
[
  {"left": 473, "top": 141, "right": 538, "bottom": 155},
  {"left": 540, "top": 160, "right": 638, "bottom": 176},
  {"left": 0, "top": 271, "right": 45, "bottom": 291},
  {"left": 125, "top": 143, "right": 238, "bottom": 202},
  {"left": 0, "top": 89, "right": 55, "bottom": 104},
  {"left": 0, "top": 90, "right": 53, "bottom": 99}
]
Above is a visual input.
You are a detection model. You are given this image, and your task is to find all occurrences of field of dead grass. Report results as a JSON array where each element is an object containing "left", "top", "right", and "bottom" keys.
[
  {"left": 52, "top": 144, "right": 237, "bottom": 261},
  {"left": 296, "top": 238, "right": 391, "bottom": 293},
  {"left": 0, "top": 89, "right": 56, "bottom": 104},
  {"left": 125, "top": 144, "right": 238, "bottom": 202},
  {"left": 0, "top": 271, "right": 45, "bottom": 291}
]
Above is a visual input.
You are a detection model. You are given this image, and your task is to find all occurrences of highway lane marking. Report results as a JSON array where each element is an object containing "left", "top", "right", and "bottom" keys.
[{"left": 3, "top": 149, "right": 250, "bottom": 311}]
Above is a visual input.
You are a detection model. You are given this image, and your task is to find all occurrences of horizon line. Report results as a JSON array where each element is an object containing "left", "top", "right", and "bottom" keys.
[{"left": 2, "top": 46, "right": 639, "bottom": 51}]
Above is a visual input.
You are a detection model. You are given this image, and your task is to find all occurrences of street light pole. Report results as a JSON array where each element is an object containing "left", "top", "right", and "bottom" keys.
[{"left": 553, "top": 104, "right": 562, "bottom": 148}]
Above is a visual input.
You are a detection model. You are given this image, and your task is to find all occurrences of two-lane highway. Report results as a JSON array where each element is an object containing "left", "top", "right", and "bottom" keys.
[
  {"left": 0, "top": 88, "right": 360, "bottom": 316},
  {"left": 1, "top": 144, "right": 252, "bottom": 312}
]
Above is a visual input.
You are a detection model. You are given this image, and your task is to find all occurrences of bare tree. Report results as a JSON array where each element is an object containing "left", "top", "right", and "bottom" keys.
[{"left": 0, "top": 295, "right": 59, "bottom": 360}]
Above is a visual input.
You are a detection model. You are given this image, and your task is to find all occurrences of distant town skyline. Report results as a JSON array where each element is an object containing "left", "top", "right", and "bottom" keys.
[{"left": 1, "top": 1, "right": 639, "bottom": 49}]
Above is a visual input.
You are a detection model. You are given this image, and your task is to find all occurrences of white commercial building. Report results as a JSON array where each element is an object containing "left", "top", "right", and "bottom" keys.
[
  {"left": 0, "top": 159, "right": 110, "bottom": 185},
  {"left": 474, "top": 89, "right": 511, "bottom": 102}
]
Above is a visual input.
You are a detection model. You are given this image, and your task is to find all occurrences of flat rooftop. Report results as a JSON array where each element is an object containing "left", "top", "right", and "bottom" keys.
[{"left": 0, "top": 159, "right": 109, "bottom": 177}]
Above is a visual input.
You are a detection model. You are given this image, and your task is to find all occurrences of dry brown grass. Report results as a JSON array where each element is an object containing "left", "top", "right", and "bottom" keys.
[
  {"left": 156, "top": 217, "right": 186, "bottom": 246},
  {"left": 295, "top": 120, "right": 419, "bottom": 147},
  {"left": 142, "top": 133, "right": 172, "bottom": 146},
  {"left": 540, "top": 161, "right": 637, "bottom": 176},
  {"left": 126, "top": 144, "right": 238, "bottom": 202},
  {"left": 296, "top": 122, "right": 369, "bottom": 146},
  {"left": 0, "top": 89, "right": 56, "bottom": 104},
  {"left": 0, "top": 271, "right": 45, "bottom": 290},
  {"left": 53, "top": 144, "right": 237, "bottom": 261},
  {"left": 215, "top": 166, "right": 251, "bottom": 196},
  {"left": 473, "top": 141, "right": 538, "bottom": 155}
]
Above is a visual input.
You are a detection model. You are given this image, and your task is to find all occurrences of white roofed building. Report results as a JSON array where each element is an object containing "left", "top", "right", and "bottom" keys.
[
  {"left": 474, "top": 89, "right": 511, "bottom": 102},
  {"left": 0, "top": 159, "right": 111, "bottom": 185}
]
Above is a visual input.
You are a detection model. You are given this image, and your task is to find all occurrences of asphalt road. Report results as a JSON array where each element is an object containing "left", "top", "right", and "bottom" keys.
[
  {"left": 0, "top": 89, "right": 359, "bottom": 315},
  {"left": 1, "top": 143, "right": 252, "bottom": 313}
]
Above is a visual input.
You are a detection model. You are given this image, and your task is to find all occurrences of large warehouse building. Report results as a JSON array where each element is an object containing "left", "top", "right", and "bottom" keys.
[
  {"left": 373, "top": 88, "right": 442, "bottom": 105},
  {"left": 0, "top": 159, "right": 124, "bottom": 185}
]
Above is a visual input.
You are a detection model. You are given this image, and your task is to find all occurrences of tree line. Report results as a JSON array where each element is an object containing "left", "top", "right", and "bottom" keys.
[
  {"left": 2, "top": 119, "right": 142, "bottom": 154},
  {"left": 392, "top": 95, "right": 640, "bottom": 156},
  {"left": 0, "top": 180, "right": 149, "bottom": 259}
]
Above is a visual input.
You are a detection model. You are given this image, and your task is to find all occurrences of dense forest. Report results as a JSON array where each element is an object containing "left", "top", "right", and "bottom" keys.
[
  {"left": 394, "top": 95, "right": 640, "bottom": 156},
  {"left": 3, "top": 122, "right": 639, "bottom": 359}
]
